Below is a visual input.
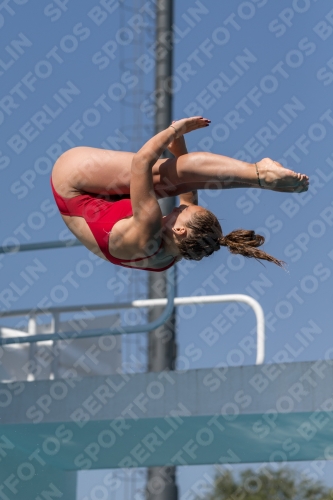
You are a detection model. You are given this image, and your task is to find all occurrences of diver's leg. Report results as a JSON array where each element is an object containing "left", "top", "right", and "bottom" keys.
[{"left": 153, "top": 153, "right": 309, "bottom": 193}]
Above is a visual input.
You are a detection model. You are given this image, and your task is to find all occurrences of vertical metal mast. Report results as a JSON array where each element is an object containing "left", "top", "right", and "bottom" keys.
[{"left": 147, "top": 1, "right": 178, "bottom": 499}]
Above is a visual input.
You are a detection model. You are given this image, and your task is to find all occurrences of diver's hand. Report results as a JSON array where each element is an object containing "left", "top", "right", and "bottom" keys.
[{"left": 169, "top": 116, "right": 210, "bottom": 138}]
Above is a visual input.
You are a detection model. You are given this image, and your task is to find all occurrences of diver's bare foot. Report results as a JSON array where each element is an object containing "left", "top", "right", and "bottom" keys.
[
  {"left": 262, "top": 183, "right": 309, "bottom": 193},
  {"left": 256, "top": 158, "right": 309, "bottom": 192}
]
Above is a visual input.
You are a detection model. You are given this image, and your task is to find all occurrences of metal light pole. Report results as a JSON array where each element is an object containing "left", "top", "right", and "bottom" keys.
[{"left": 147, "top": 1, "right": 178, "bottom": 499}]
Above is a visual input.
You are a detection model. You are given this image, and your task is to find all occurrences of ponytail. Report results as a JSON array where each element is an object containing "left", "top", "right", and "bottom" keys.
[
  {"left": 219, "top": 229, "right": 285, "bottom": 267},
  {"left": 176, "top": 209, "right": 285, "bottom": 267}
]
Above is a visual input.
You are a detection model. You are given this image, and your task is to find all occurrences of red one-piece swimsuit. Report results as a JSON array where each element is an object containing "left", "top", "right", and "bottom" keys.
[{"left": 51, "top": 179, "right": 176, "bottom": 272}]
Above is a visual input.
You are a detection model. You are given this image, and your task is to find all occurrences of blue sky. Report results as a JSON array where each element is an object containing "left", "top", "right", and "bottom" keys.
[{"left": 1, "top": 0, "right": 333, "bottom": 496}]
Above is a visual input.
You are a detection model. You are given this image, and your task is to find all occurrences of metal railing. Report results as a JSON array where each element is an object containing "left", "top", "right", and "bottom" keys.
[
  {"left": 0, "top": 239, "right": 82, "bottom": 254},
  {"left": 0, "top": 293, "right": 265, "bottom": 364},
  {"left": 0, "top": 238, "right": 176, "bottom": 349},
  {"left": 0, "top": 239, "right": 266, "bottom": 364}
]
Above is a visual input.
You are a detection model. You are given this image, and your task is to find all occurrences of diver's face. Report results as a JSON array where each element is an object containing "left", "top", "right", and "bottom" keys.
[{"left": 170, "top": 204, "right": 206, "bottom": 237}]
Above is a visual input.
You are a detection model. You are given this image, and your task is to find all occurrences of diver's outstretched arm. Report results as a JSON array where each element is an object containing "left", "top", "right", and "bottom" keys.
[
  {"left": 167, "top": 125, "right": 198, "bottom": 205},
  {"left": 127, "top": 117, "right": 210, "bottom": 247}
]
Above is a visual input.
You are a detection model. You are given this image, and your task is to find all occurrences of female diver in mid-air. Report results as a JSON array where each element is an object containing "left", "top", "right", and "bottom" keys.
[{"left": 51, "top": 116, "right": 309, "bottom": 272}]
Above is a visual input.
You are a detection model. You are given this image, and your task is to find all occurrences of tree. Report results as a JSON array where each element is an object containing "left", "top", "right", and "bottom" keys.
[{"left": 203, "top": 467, "right": 333, "bottom": 500}]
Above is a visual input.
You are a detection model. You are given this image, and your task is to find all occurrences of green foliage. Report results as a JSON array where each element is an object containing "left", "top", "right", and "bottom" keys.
[{"left": 202, "top": 467, "right": 333, "bottom": 500}]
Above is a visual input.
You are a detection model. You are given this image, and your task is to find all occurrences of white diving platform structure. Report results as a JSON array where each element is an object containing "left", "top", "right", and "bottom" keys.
[
  {"left": 0, "top": 258, "right": 330, "bottom": 498},
  {"left": 0, "top": 361, "right": 332, "bottom": 498}
]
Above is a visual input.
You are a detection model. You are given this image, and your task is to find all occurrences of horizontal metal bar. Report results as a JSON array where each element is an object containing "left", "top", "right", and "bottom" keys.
[
  {"left": 0, "top": 301, "right": 136, "bottom": 318},
  {"left": 0, "top": 293, "right": 265, "bottom": 364},
  {"left": 0, "top": 240, "right": 82, "bottom": 254}
]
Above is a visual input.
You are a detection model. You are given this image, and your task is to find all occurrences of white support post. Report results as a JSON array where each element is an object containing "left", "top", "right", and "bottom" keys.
[
  {"left": 28, "top": 314, "right": 37, "bottom": 381},
  {"left": 51, "top": 312, "right": 60, "bottom": 379}
]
